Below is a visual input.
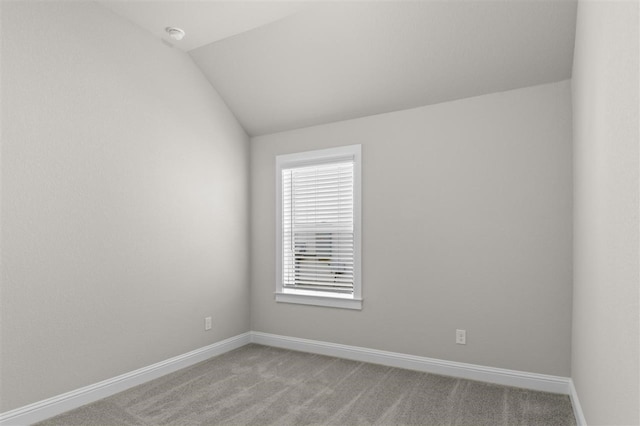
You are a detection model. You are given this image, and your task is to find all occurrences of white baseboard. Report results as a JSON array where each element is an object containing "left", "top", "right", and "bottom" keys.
[
  {"left": 0, "top": 332, "right": 251, "bottom": 426},
  {"left": 569, "top": 379, "right": 587, "bottom": 426},
  {"left": 1, "top": 331, "right": 577, "bottom": 426},
  {"left": 250, "top": 331, "right": 571, "bottom": 395}
]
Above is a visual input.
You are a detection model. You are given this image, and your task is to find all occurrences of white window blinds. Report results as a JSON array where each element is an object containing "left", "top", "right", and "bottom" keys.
[{"left": 282, "top": 161, "right": 355, "bottom": 294}]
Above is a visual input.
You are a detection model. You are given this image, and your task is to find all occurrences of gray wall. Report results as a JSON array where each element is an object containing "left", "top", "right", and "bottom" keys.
[
  {"left": 251, "top": 81, "right": 573, "bottom": 377},
  {"left": 1, "top": 2, "right": 250, "bottom": 411},
  {"left": 571, "top": 0, "right": 639, "bottom": 424}
]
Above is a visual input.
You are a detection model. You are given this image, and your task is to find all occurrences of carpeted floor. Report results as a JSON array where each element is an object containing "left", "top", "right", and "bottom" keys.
[{"left": 36, "top": 344, "right": 576, "bottom": 425}]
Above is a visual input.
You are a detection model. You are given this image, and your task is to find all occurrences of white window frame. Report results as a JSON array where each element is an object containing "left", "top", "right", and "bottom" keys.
[{"left": 275, "top": 145, "right": 362, "bottom": 310}]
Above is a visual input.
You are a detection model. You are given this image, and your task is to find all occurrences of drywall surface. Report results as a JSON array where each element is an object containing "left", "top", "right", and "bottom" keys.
[
  {"left": 1, "top": 2, "right": 250, "bottom": 411},
  {"left": 190, "top": 1, "right": 577, "bottom": 136},
  {"left": 571, "top": 1, "right": 640, "bottom": 424},
  {"left": 251, "top": 81, "right": 573, "bottom": 377}
]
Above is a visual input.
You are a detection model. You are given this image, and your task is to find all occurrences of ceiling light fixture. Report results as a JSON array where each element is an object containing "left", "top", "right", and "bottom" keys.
[{"left": 165, "top": 27, "right": 185, "bottom": 41}]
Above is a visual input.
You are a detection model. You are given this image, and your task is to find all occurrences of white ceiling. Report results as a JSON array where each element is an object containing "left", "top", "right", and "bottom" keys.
[
  {"left": 100, "top": 1, "right": 308, "bottom": 52},
  {"left": 102, "top": 1, "right": 577, "bottom": 137}
]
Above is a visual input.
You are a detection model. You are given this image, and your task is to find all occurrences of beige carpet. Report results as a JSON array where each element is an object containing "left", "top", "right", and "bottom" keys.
[{"left": 36, "top": 344, "right": 576, "bottom": 425}]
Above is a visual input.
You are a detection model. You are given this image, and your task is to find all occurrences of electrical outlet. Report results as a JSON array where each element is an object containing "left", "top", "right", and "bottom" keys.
[
  {"left": 205, "top": 317, "right": 212, "bottom": 331},
  {"left": 456, "top": 329, "right": 466, "bottom": 345}
]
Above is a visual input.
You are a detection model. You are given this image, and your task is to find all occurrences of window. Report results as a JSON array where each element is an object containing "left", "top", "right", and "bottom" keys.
[{"left": 276, "top": 145, "right": 362, "bottom": 310}]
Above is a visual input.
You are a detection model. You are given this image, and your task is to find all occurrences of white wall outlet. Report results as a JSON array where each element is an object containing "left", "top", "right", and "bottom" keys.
[
  {"left": 204, "top": 317, "right": 212, "bottom": 331},
  {"left": 456, "top": 329, "right": 466, "bottom": 345}
]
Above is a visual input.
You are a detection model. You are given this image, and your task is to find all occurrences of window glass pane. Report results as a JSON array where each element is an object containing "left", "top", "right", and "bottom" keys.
[{"left": 282, "top": 161, "right": 354, "bottom": 294}]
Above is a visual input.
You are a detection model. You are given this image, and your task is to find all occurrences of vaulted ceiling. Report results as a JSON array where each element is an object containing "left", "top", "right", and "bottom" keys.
[{"left": 102, "top": 1, "right": 577, "bottom": 136}]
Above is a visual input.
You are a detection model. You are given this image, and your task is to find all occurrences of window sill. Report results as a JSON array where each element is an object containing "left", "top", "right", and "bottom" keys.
[{"left": 275, "top": 291, "right": 363, "bottom": 310}]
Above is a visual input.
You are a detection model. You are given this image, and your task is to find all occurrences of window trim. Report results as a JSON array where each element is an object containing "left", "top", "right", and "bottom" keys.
[{"left": 275, "top": 145, "right": 362, "bottom": 310}]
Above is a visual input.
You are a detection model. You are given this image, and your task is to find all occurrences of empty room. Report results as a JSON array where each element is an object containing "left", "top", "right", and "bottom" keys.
[{"left": 1, "top": 0, "right": 638, "bottom": 425}]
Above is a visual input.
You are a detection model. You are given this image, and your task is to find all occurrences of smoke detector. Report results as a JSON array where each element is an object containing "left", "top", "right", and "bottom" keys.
[{"left": 165, "top": 27, "right": 185, "bottom": 41}]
